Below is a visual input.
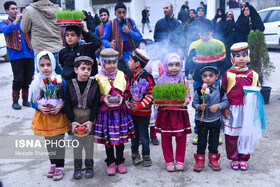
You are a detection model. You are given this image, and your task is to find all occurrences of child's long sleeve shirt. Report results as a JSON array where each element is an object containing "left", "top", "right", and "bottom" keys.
[{"left": 128, "top": 70, "right": 155, "bottom": 116}]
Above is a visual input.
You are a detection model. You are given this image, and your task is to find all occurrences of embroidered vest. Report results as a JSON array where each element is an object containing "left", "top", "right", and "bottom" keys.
[
  {"left": 95, "top": 70, "right": 127, "bottom": 96},
  {"left": 4, "top": 19, "right": 32, "bottom": 50},
  {"left": 67, "top": 78, "right": 98, "bottom": 109},
  {"left": 97, "top": 22, "right": 108, "bottom": 51},
  {"left": 226, "top": 69, "right": 258, "bottom": 94},
  {"left": 111, "top": 18, "right": 136, "bottom": 59},
  {"left": 61, "top": 27, "right": 66, "bottom": 47}
]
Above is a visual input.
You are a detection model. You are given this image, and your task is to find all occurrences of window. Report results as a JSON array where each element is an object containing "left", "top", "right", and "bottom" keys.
[
  {"left": 267, "top": 10, "right": 280, "bottom": 23},
  {"left": 258, "top": 11, "right": 270, "bottom": 22}
]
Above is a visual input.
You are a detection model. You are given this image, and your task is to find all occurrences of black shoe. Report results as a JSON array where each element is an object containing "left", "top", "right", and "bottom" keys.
[
  {"left": 12, "top": 102, "right": 21, "bottom": 110},
  {"left": 142, "top": 155, "right": 152, "bottom": 167},
  {"left": 85, "top": 159, "right": 94, "bottom": 178},
  {"left": 131, "top": 153, "right": 142, "bottom": 166},
  {"left": 151, "top": 138, "right": 160, "bottom": 145},
  {"left": 73, "top": 159, "right": 83, "bottom": 179},
  {"left": 22, "top": 101, "right": 31, "bottom": 107}
]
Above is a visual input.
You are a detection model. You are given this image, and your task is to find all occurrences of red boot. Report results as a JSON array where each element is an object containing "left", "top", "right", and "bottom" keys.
[
  {"left": 208, "top": 153, "right": 221, "bottom": 171},
  {"left": 193, "top": 154, "right": 205, "bottom": 172}
]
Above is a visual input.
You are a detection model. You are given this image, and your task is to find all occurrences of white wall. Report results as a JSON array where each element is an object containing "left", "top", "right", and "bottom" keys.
[
  {"left": 74, "top": 0, "right": 93, "bottom": 14},
  {"left": 131, "top": 0, "right": 145, "bottom": 25}
]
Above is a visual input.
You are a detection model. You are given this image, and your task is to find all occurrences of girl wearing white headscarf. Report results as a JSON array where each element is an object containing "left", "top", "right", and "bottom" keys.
[{"left": 30, "top": 51, "right": 69, "bottom": 181}]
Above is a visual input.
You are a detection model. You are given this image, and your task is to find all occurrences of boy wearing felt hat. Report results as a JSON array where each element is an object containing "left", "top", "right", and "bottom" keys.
[
  {"left": 192, "top": 65, "right": 229, "bottom": 172},
  {"left": 128, "top": 49, "right": 155, "bottom": 167},
  {"left": 64, "top": 56, "right": 100, "bottom": 179}
]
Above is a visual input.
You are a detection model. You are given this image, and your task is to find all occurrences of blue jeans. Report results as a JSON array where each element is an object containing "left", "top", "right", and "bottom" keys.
[
  {"left": 131, "top": 115, "right": 150, "bottom": 156},
  {"left": 35, "top": 52, "right": 62, "bottom": 75}
]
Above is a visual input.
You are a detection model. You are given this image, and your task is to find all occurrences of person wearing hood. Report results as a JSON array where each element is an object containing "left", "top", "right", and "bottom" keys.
[
  {"left": 83, "top": 10, "right": 96, "bottom": 33},
  {"left": 233, "top": 2, "right": 264, "bottom": 43},
  {"left": 21, "top": 0, "right": 63, "bottom": 74},
  {"left": 177, "top": 5, "right": 189, "bottom": 25},
  {"left": 211, "top": 8, "right": 226, "bottom": 43},
  {"left": 93, "top": 14, "right": 101, "bottom": 29},
  {"left": 185, "top": 6, "right": 207, "bottom": 48},
  {"left": 221, "top": 11, "right": 235, "bottom": 74},
  {"left": 182, "top": 9, "right": 196, "bottom": 53},
  {"left": 154, "top": 3, "right": 183, "bottom": 55}
]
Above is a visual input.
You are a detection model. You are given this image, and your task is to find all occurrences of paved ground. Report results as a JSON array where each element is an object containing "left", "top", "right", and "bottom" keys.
[{"left": 0, "top": 45, "right": 279, "bottom": 186}]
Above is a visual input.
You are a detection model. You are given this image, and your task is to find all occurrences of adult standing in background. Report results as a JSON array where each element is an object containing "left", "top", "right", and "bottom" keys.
[
  {"left": 221, "top": 11, "right": 235, "bottom": 74},
  {"left": 21, "top": 0, "right": 62, "bottom": 74},
  {"left": 83, "top": 10, "right": 95, "bottom": 33},
  {"left": 200, "top": 1, "right": 207, "bottom": 16},
  {"left": 212, "top": 8, "right": 226, "bottom": 43},
  {"left": 95, "top": 8, "right": 111, "bottom": 58},
  {"left": 0, "top": 1, "right": 34, "bottom": 110},
  {"left": 177, "top": 5, "right": 189, "bottom": 25},
  {"left": 186, "top": 6, "right": 206, "bottom": 46},
  {"left": 185, "top": 1, "right": 190, "bottom": 11},
  {"left": 234, "top": 2, "right": 264, "bottom": 43},
  {"left": 93, "top": 13, "right": 101, "bottom": 29},
  {"left": 154, "top": 2, "right": 183, "bottom": 55},
  {"left": 102, "top": 2, "right": 142, "bottom": 75},
  {"left": 182, "top": 9, "right": 196, "bottom": 60},
  {"left": 141, "top": 6, "right": 152, "bottom": 34}
]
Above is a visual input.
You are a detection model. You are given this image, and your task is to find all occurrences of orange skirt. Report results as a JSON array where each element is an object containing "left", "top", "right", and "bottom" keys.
[{"left": 31, "top": 110, "right": 70, "bottom": 136}]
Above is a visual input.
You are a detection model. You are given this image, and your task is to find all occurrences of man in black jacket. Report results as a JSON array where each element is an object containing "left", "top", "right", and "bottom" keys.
[{"left": 141, "top": 6, "right": 152, "bottom": 34}]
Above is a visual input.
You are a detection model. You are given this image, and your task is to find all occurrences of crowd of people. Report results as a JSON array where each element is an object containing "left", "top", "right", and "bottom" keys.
[{"left": 0, "top": 0, "right": 267, "bottom": 183}]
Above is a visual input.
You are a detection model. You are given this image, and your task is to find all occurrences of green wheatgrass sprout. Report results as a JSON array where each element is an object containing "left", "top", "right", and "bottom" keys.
[
  {"left": 152, "top": 83, "right": 188, "bottom": 101},
  {"left": 56, "top": 10, "right": 84, "bottom": 21},
  {"left": 196, "top": 41, "right": 224, "bottom": 57}
]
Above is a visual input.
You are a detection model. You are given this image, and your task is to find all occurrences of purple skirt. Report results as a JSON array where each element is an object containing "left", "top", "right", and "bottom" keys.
[{"left": 94, "top": 106, "right": 135, "bottom": 147}]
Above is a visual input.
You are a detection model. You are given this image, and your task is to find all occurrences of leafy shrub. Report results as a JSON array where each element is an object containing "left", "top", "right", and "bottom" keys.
[{"left": 248, "top": 30, "right": 275, "bottom": 86}]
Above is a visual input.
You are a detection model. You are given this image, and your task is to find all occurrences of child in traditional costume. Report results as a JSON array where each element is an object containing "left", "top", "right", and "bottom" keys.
[
  {"left": 128, "top": 49, "right": 155, "bottom": 167},
  {"left": 155, "top": 53, "right": 191, "bottom": 172},
  {"left": 94, "top": 48, "right": 134, "bottom": 175},
  {"left": 222, "top": 42, "right": 267, "bottom": 171},
  {"left": 64, "top": 56, "right": 99, "bottom": 179},
  {"left": 30, "top": 51, "right": 70, "bottom": 181}
]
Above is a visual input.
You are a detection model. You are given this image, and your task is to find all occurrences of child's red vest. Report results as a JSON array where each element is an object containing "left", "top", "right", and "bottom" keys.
[{"left": 4, "top": 19, "right": 32, "bottom": 51}]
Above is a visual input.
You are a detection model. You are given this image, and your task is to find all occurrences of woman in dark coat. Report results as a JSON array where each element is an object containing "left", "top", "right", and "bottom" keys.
[
  {"left": 83, "top": 11, "right": 96, "bottom": 33},
  {"left": 233, "top": 2, "right": 264, "bottom": 43},
  {"left": 212, "top": 8, "right": 226, "bottom": 43},
  {"left": 221, "top": 11, "right": 235, "bottom": 75}
]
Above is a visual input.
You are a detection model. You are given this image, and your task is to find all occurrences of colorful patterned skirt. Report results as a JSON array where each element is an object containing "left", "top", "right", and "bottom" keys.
[
  {"left": 155, "top": 107, "right": 192, "bottom": 136},
  {"left": 31, "top": 111, "right": 70, "bottom": 136},
  {"left": 149, "top": 105, "right": 158, "bottom": 127},
  {"left": 94, "top": 106, "right": 135, "bottom": 147}
]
